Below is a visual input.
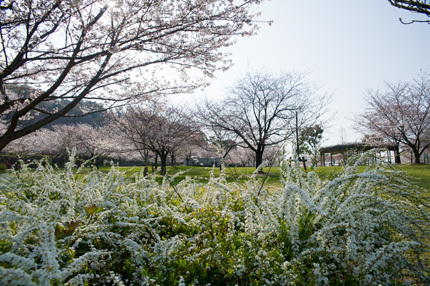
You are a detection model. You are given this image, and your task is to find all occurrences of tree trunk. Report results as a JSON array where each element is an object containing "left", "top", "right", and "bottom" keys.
[
  {"left": 143, "top": 149, "right": 149, "bottom": 177},
  {"left": 171, "top": 153, "right": 175, "bottom": 166},
  {"left": 94, "top": 155, "right": 101, "bottom": 168},
  {"left": 0, "top": 136, "right": 13, "bottom": 153},
  {"left": 159, "top": 153, "right": 168, "bottom": 175},
  {"left": 255, "top": 150, "right": 264, "bottom": 171},
  {"left": 412, "top": 148, "right": 421, "bottom": 164},
  {"left": 394, "top": 145, "right": 401, "bottom": 164}
]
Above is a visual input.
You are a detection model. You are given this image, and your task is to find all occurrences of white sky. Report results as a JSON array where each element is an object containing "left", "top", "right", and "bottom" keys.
[{"left": 171, "top": 0, "right": 430, "bottom": 147}]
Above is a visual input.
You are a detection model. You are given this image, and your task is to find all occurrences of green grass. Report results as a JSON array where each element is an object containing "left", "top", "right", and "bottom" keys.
[
  {"left": 97, "top": 165, "right": 282, "bottom": 186},
  {"left": 96, "top": 163, "right": 429, "bottom": 193},
  {"left": 396, "top": 164, "right": 430, "bottom": 193}
]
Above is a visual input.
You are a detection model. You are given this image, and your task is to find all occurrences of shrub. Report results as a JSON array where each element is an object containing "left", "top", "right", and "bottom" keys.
[{"left": 0, "top": 150, "right": 428, "bottom": 285}]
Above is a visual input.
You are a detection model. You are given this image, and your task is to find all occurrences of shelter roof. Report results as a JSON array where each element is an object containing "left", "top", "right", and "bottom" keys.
[{"left": 319, "top": 143, "right": 397, "bottom": 154}]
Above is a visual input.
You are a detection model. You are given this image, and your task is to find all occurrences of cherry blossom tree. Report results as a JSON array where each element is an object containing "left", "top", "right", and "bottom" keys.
[
  {"left": 109, "top": 107, "right": 153, "bottom": 175},
  {"left": 197, "top": 71, "right": 330, "bottom": 168},
  {"left": 5, "top": 127, "right": 63, "bottom": 155},
  {"left": 0, "top": 0, "right": 267, "bottom": 151},
  {"left": 111, "top": 105, "right": 199, "bottom": 175},
  {"left": 61, "top": 123, "right": 122, "bottom": 166},
  {"left": 355, "top": 73, "right": 430, "bottom": 164},
  {"left": 4, "top": 123, "right": 123, "bottom": 166},
  {"left": 228, "top": 146, "right": 254, "bottom": 167}
]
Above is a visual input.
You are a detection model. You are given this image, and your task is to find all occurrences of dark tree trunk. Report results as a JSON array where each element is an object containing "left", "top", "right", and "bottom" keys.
[
  {"left": 412, "top": 148, "right": 421, "bottom": 164},
  {"left": 155, "top": 154, "right": 158, "bottom": 170},
  {"left": 143, "top": 149, "right": 149, "bottom": 177},
  {"left": 0, "top": 136, "right": 13, "bottom": 153},
  {"left": 394, "top": 145, "right": 401, "bottom": 164},
  {"left": 159, "top": 153, "right": 168, "bottom": 175},
  {"left": 94, "top": 155, "right": 101, "bottom": 168},
  {"left": 171, "top": 153, "right": 175, "bottom": 166},
  {"left": 255, "top": 149, "right": 264, "bottom": 170}
]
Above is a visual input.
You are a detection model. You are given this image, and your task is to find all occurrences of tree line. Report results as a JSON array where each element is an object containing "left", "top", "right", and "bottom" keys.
[
  {"left": 3, "top": 69, "right": 430, "bottom": 170},
  {"left": 2, "top": 70, "right": 330, "bottom": 174}
]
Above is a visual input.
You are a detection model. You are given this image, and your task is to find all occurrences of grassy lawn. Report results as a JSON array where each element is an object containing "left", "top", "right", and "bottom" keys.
[
  {"left": 97, "top": 165, "right": 283, "bottom": 186},
  {"left": 396, "top": 164, "right": 430, "bottom": 193},
  {"left": 97, "top": 163, "right": 430, "bottom": 193}
]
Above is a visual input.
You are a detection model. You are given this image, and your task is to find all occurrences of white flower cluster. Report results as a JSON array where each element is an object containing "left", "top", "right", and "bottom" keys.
[
  {"left": 276, "top": 150, "right": 430, "bottom": 284},
  {"left": 0, "top": 150, "right": 428, "bottom": 285}
]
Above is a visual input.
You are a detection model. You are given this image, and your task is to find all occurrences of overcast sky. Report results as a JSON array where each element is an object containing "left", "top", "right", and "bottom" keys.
[{"left": 171, "top": 0, "right": 430, "bottom": 146}]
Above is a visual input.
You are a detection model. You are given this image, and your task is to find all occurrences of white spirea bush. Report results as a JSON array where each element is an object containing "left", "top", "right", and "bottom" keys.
[{"left": 0, "top": 150, "right": 429, "bottom": 285}]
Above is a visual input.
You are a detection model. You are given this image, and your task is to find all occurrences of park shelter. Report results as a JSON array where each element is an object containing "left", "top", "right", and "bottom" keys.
[
  {"left": 319, "top": 143, "right": 398, "bottom": 166},
  {"left": 184, "top": 156, "right": 221, "bottom": 167}
]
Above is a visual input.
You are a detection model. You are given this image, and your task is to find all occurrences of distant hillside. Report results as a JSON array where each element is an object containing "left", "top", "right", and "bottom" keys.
[{"left": 4, "top": 85, "right": 108, "bottom": 127}]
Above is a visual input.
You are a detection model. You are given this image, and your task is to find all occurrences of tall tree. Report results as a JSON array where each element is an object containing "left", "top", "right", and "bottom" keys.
[
  {"left": 355, "top": 73, "right": 430, "bottom": 164},
  {"left": 0, "top": 0, "right": 266, "bottom": 151},
  {"left": 298, "top": 124, "right": 324, "bottom": 168},
  {"left": 112, "top": 105, "right": 198, "bottom": 175},
  {"left": 197, "top": 71, "right": 329, "bottom": 168}
]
